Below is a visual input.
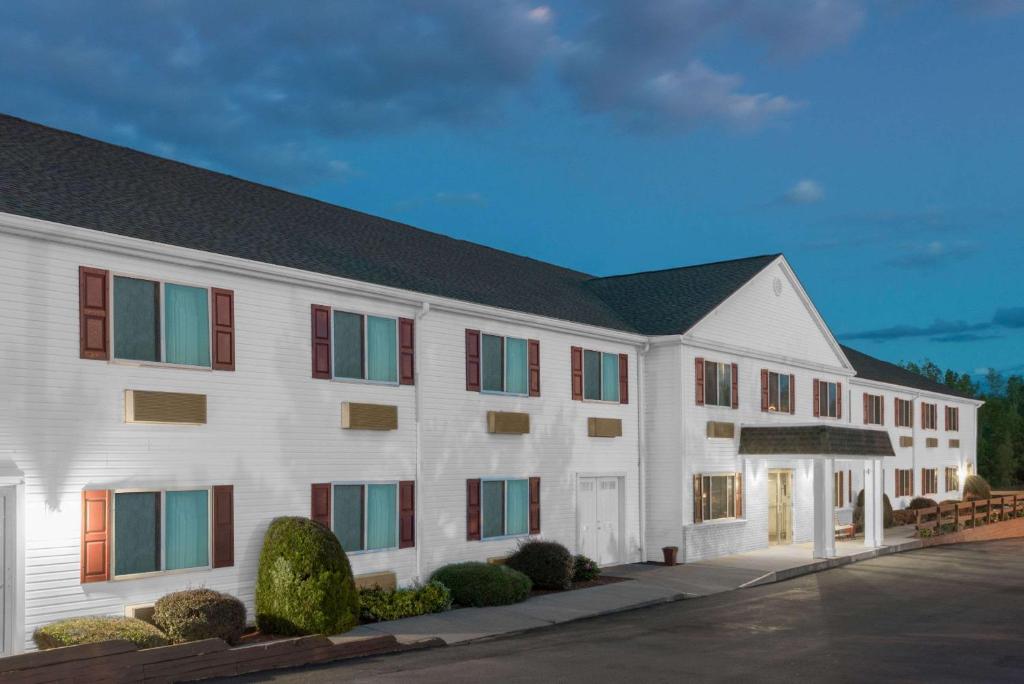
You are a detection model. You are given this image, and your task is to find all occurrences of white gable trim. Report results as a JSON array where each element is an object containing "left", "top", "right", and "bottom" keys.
[{"left": 682, "top": 255, "right": 853, "bottom": 373}]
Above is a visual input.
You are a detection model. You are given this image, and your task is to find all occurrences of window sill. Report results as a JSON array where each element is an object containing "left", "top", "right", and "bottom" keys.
[
  {"left": 480, "top": 390, "right": 530, "bottom": 398},
  {"left": 687, "top": 518, "right": 746, "bottom": 529},
  {"left": 331, "top": 377, "right": 400, "bottom": 388},
  {"left": 110, "top": 359, "right": 212, "bottom": 372},
  {"left": 582, "top": 398, "right": 621, "bottom": 405},
  {"left": 111, "top": 565, "right": 212, "bottom": 581},
  {"left": 481, "top": 533, "right": 532, "bottom": 542},
  {"left": 347, "top": 546, "right": 403, "bottom": 556}
]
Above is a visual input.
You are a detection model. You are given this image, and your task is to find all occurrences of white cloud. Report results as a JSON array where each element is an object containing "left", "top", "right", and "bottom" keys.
[{"left": 785, "top": 179, "right": 825, "bottom": 204}]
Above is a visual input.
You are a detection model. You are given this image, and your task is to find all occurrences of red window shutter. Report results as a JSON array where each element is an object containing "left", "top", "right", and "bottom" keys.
[
  {"left": 79, "top": 266, "right": 110, "bottom": 360},
  {"left": 881, "top": 397, "right": 885, "bottom": 425},
  {"left": 311, "top": 483, "right": 331, "bottom": 527},
  {"left": 693, "top": 475, "right": 703, "bottom": 523},
  {"left": 529, "top": 477, "right": 541, "bottom": 534},
  {"left": 210, "top": 288, "right": 235, "bottom": 371},
  {"left": 848, "top": 470, "right": 853, "bottom": 503},
  {"left": 618, "top": 353, "right": 629, "bottom": 404},
  {"left": 812, "top": 380, "right": 820, "bottom": 417},
  {"left": 399, "top": 317, "right": 415, "bottom": 385},
  {"left": 789, "top": 374, "right": 796, "bottom": 414},
  {"left": 399, "top": 480, "right": 415, "bottom": 548},
  {"left": 466, "top": 479, "right": 481, "bottom": 540},
  {"left": 921, "top": 403, "right": 926, "bottom": 428},
  {"left": 311, "top": 305, "right": 331, "bottom": 379},
  {"left": 212, "top": 485, "right": 234, "bottom": 568},
  {"left": 734, "top": 473, "right": 743, "bottom": 518},
  {"left": 760, "top": 369, "right": 769, "bottom": 412},
  {"left": 81, "top": 490, "right": 111, "bottom": 583},
  {"left": 466, "top": 330, "right": 481, "bottom": 392},
  {"left": 571, "top": 346, "right": 583, "bottom": 400},
  {"left": 730, "top": 363, "right": 739, "bottom": 409},
  {"left": 863, "top": 393, "right": 869, "bottom": 424},
  {"left": 695, "top": 358, "right": 705, "bottom": 406},
  {"left": 528, "top": 339, "right": 541, "bottom": 397},
  {"left": 836, "top": 382, "right": 842, "bottom": 419}
]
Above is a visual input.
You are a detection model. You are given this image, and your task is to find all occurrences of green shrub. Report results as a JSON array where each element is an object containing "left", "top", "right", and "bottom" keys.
[
  {"left": 505, "top": 540, "right": 574, "bottom": 590},
  {"left": 255, "top": 517, "right": 359, "bottom": 636},
  {"left": 153, "top": 588, "right": 246, "bottom": 645},
  {"left": 572, "top": 555, "right": 601, "bottom": 583},
  {"left": 359, "top": 581, "right": 452, "bottom": 622},
  {"left": 963, "top": 475, "right": 992, "bottom": 500},
  {"left": 431, "top": 562, "right": 532, "bottom": 607},
  {"left": 853, "top": 490, "right": 895, "bottom": 528},
  {"left": 33, "top": 616, "right": 168, "bottom": 650},
  {"left": 907, "top": 497, "right": 938, "bottom": 510}
]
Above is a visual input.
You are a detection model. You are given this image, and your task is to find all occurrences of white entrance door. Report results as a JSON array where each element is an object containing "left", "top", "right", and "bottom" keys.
[
  {"left": 0, "top": 486, "right": 13, "bottom": 656},
  {"left": 577, "top": 477, "right": 622, "bottom": 566}
]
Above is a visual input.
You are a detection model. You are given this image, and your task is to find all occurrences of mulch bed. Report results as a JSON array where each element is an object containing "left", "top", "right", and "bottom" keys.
[{"left": 529, "top": 574, "right": 631, "bottom": 597}]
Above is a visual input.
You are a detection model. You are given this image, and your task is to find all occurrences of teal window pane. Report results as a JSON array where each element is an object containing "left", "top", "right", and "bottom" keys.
[
  {"left": 601, "top": 353, "right": 620, "bottom": 402},
  {"left": 333, "top": 311, "right": 364, "bottom": 379},
  {"left": 583, "top": 350, "right": 601, "bottom": 400},
  {"left": 114, "top": 492, "right": 160, "bottom": 576},
  {"left": 113, "top": 276, "right": 160, "bottom": 362},
  {"left": 482, "top": 335, "right": 504, "bottom": 392},
  {"left": 164, "top": 284, "right": 210, "bottom": 367},
  {"left": 367, "top": 316, "right": 398, "bottom": 383},
  {"left": 165, "top": 490, "right": 209, "bottom": 570},
  {"left": 366, "top": 484, "right": 397, "bottom": 550},
  {"left": 333, "top": 485, "right": 364, "bottom": 552},
  {"left": 505, "top": 479, "right": 529, "bottom": 535},
  {"left": 482, "top": 480, "right": 505, "bottom": 538},
  {"left": 779, "top": 374, "right": 790, "bottom": 413},
  {"left": 718, "top": 363, "right": 731, "bottom": 407},
  {"left": 505, "top": 338, "right": 528, "bottom": 395}
]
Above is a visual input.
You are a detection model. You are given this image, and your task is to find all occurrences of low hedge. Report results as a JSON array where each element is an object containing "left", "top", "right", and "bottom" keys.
[
  {"left": 33, "top": 616, "right": 168, "bottom": 650},
  {"left": 359, "top": 581, "right": 452, "bottom": 622},
  {"left": 907, "top": 497, "right": 938, "bottom": 510},
  {"left": 963, "top": 475, "right": 992, "bottom": 500},
  {"left": 854, "top": 490, "right": 895, "bottom": 528},
  {"left": 255, "top": 516, "right": 359, "bottom": 636},
  {"left": 153, "top": 588, "right": 247, "bottom": 645},
  {"left": 572, "top": 554, "right": 601, "bottom": 583},
  {"left": 431, "top": 562, "right": 532, "bottom": 607},
  {"left": 506, "top": 540, "right": 574, "bottom": 590}
]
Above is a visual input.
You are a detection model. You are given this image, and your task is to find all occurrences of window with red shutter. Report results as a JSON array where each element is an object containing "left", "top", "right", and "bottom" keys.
[
  {"left": 618, "top": 353, "right": 629, "bottom": 404},
  {"left": 466, "top": 479, "right": 481, "bottom": 540},
  {"left": 399, "top": 318, "right": 415, "bottom": 385},
  {"left": 695, "top": 357, "right": 705, "bottom": 406},
  {"left": 466, "top": 330, "right": 481, "bottom": 391},
  {"left": 211, "top": 289, "right": 235, "bottom": 371},
  {"left": 81, "top": 490, "right": 111, "bottom": 583},
  {"left": 529, "top": 477, "right": 541, "bottom": 534},
  {"left": 311, "top": 483, "right": 331, "bottom": 526},
  {"left": 79, "top": 267, "right": 110, "bottom": 360},
  {"left": 571, "top": 346, "right": 583, "bottom": 400},
  {"left": 311, "top": 306, "right": 331, "bottom": 379},
  {"left": 399, "top": 481, "right": 415, "bottom": 548},
  {"left": 528, "top": 339, "right": 541, "bottom": 397},
  {"left": 212, "top": 485, "right": 234, "bottom": 568}
]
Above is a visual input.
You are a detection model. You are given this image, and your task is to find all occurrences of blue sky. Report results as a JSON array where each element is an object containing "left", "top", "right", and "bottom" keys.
[{"left": 1, "top": 1, "right": 1022, "bottom": 377}]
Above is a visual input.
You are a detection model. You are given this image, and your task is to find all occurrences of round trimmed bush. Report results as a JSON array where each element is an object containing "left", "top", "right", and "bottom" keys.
[
  {"left": 153, "top": 588, "right": 246, "bottom": 645},
  {"left": 506, "top": 540, "right": 574, "bottom": 590},
  {"left": 854, "top": 490, "right": 895, "bottom": 528},
  {"left": 33, "top": 616, "right": 168, "bottom": 650},
  {"left": 907, "top": 497, "right": 938, "bottom": 510},
  {"left": 963, "top": 474, "right": 992, "bottom": 500},
  {"left": 255, "top": 516, "right": 359, "bottom": 636},
  {"left": 431, "top": 562, "right": 532, "bottom": 607},
  {"left": 572, "top": 555, "right": 601, "bottom": 583}
]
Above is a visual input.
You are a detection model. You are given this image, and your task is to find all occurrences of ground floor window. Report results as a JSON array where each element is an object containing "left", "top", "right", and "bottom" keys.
[
  {"left": 894, "top": 469, "right": 914, "bottom": 497},
  {"left": 921, "top": 469, "right": 938, "bottom": 496},
  {"left": 482, "top": 479, "right": 529, "bottom": 538},
  {"left": 945, "top": 467, "right": 959, "bottom": 492},
  {"left": 332, "top": 483, "right": 398, "bottom": 552},
  {"left": 694, "top": 473, "right": 743, "bottom": 522},
  {"left": 113, "top": 489, "right": 210, "bottom": 577}
]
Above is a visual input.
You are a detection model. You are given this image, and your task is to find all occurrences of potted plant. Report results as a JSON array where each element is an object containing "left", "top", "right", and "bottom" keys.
[{"left": 662, "top": 546, "right": 678, "bottom": 566}]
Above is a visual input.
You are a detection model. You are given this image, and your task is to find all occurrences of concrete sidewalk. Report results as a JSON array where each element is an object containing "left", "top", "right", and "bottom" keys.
[{"left": 348, "top": 526, "right": 922, "bottom": 647}]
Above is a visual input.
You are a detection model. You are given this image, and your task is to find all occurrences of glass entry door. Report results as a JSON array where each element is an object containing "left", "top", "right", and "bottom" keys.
[{"left": 768, "top": 469, "right": 793, "bottom": 545}]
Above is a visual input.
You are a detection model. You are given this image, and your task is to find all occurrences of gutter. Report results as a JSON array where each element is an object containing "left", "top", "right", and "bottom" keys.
[
  {"left": 637, "top": 341, "right": 650, "bottom": 563},
  {"left": 414, "top": 301, "right": 430, "bottom": 582}
]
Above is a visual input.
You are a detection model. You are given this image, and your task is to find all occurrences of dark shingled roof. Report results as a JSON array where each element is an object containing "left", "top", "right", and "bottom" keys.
[
  {"left": 0, "top": 113, "right": 773, "bottom": 335},
  {"left": 840, "top": 345, "right": 975, "bottom": 400},
  {"left": 739, "top": 425, "right": 895, "bottom": 458}
]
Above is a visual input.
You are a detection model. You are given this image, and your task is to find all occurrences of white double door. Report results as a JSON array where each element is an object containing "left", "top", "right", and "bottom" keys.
[{"left": 577, "top": 476, "right": 622, "bottom": 566}]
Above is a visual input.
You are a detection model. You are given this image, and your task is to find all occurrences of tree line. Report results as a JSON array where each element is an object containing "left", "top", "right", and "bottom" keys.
[{"left": 900, "top": 360, "right": 1023, "bottom": 487}]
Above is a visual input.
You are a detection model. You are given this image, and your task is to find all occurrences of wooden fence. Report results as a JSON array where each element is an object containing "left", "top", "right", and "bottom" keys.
[{"left": 914, "top": 495, "right": 1024, "bottom": 535}]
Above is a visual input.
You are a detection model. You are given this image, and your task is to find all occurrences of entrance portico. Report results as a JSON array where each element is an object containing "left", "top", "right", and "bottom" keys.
[{"left": 739, "top": 425, "right": 895, "bottom": 559}]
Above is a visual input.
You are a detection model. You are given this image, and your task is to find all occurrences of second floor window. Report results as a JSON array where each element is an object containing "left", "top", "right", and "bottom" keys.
[
  {"left": 583, "top": 350, "right": 620, "bottom": 402},
  {"left": 704, "top": 361, "right": 734, "bottom": 408},
  {"left": 114, "top": 276, "right": 210, "bottom": 367},
  {"left": 333, "top": 312, "right": 398, "bottom": 383},
  {"left": 864, "top": 393, "right": 884, "bottom": 425},
  {"left": 482, "top": 334, "right": 528, "bottom": 394},
  {"left": 922, "top": 402, "right": 938, "bottom": 430},
  {"left": 762, "top": 371, "right": 793, "bottom": 413},
  {"left": 814, "top": 380, "right": 841, "bottom": 419},
  {"left": 945, "top": 406, "right": 960, "bottom": 431},
  {"left": 895, "top": 398, "right": 913, "bottom": 428}
]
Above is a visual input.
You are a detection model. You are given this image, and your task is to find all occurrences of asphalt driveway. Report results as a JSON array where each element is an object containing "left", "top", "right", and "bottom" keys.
[{"left": 220, "top": 539, "right": 1024, "bottom": 683}]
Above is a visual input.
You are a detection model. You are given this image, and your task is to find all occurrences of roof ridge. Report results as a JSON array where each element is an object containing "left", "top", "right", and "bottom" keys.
[{"left": 587, "top": 253, "right": 780, "bottom": 283}]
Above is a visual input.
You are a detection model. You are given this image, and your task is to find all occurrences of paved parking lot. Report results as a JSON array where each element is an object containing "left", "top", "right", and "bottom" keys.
[{"left": 224, "top": 539, "right": 1024, "bottom": 683}]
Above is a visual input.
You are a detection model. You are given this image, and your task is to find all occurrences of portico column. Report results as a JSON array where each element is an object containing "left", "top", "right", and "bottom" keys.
[
  {"left": 872, "top": 458, "right": 885, "bottom": 545},
  {"left": 813, "top": 457, "right": 836, "bottom": 559},
  {"left": 863, "top": 458, "right": 880, "bottom": 548}
]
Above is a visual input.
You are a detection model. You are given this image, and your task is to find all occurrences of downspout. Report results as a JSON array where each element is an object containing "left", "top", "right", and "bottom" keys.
[
  {"left": 637, "top": 341, "right": 650, "bottom": 563},
  {"left": 414, "top": 301, "right": 430, "bottom": 582}
]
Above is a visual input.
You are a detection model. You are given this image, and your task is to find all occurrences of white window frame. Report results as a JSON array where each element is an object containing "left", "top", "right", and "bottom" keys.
[
  {"left": 704, "top": 361, "right": 733, "bottom": 408},
  {"left": 480, "top": 333, "right": 529, "bottom": 397},
  {"left": 818, "top": 380, "right": 839, "bottom": 418},
  {"left": 480, "top": 477, "right": 530, "bottom": 540},
  {"left": 865, "top": 393, "right": 884, "bottom": 425},
  {"left": 582, "top": 349, "right": 621, "bottom": 403},
  {"left": 700, "top": 472, "right": 738, "bottom": 522},
  {"left": 766, "top": 371, "right": 792, "bottom": 413},
  {"left": 110, "top": 272, "right": 213, "bottom": 371},
  {"left": 111, "top": 486, "right": 213, "bottom": 580},
  {"left": 329, "top": 480, "right": 401, "bottom": 554},
  {"left": 329, "top": 310, "right": 400, "bottom": 386}
]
